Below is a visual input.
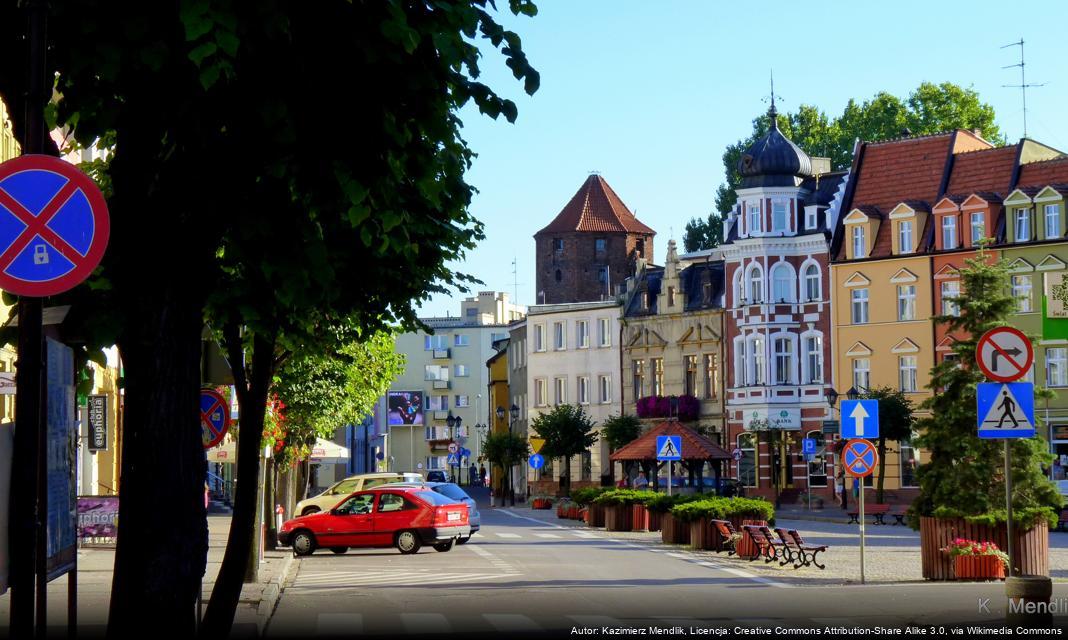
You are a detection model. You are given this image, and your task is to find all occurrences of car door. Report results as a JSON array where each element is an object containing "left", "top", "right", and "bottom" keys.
[
  {"left": 322, "top": 492, "right": 376, "bottom": 547},
  {"left": 373, "top": 492, "right": 421, "bottom": 545}
]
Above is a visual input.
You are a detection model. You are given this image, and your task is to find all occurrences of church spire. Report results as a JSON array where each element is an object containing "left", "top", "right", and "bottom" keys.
[{"left": 767, "top": 70, "right": 779, "bottom": 129}]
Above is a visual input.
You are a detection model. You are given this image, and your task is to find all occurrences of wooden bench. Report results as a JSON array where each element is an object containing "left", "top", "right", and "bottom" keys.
[
  {"left": 786, "top": 529, "right": 828, "bottom": 570},
  {"left": 1058, "top": 508, "right": 1068, "bottom": 532},
  {"left": 741, "top": 525, "right": 779, "bottom": 564},
  {"left": 890, "top": 506, "right": 908, "bottom": 526},
  {"left": 711, "top": 519, "right": 740, "bottom": 556},
  {"left": 847, "top": 503, "right": 890, "bottom": 525},
  {"left": 773, "top": 527, "right": 802, "bottom": 568}
]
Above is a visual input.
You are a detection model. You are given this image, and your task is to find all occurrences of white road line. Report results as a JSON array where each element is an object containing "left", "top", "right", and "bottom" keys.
[
  {"left": 713, "top": 565, "right": 793, "bottom": 589},
  {"left": 472, "top": 532, "right": 485, "bottom": 538},
  {"left": 568, "top": 615, "right": 622, "bottom": 627},
  {"left": 466, "top": 544, "right": 494, "bottom": 558},
  {"left": 665, "top": 552, "right": 689, "bottom": 559},
  {"left": 497, "top": 509, "right": 572, "bottom": 530},
  {"left": 316, "top": 613, "right": 363, "bottom": 635},
  {"left": 533, "top": 533, "right": 561, "bottom": 538},
  {"left": 401, "top": 613, "right": 451, "bottom": 634},
  {"left": 483, "top": 613, "right": 542, "bottom": 632},
  {"left": 572, "top": 532, "right": 599, "bottom": 539},
  {"left": 496, "top": 532, "right": 522, "bottom": 538}
]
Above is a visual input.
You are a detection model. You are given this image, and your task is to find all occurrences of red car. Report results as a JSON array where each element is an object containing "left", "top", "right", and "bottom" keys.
[{"left": 278, "top": 486, "right": 470, "bottom": 556}]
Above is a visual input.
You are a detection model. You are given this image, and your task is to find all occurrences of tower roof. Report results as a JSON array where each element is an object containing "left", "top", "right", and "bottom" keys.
[
  {"left": 737, "top": 107, "right": 814, "bottom": 188},
  {"left": 536, "top": 174, "right": 656, "bottom": 236}
]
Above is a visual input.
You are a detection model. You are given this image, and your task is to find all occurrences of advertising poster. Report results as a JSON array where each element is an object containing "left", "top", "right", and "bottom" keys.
[
  {"left": 88, "top": 394, "right": 108, "bottom": 451},
  {"left": 77, "top": 496, "right": 119, "bottom": 541},
  {"left": 46, "top": 338, "right": 77, "bottom": 581},
  {"left": 387, "top": 391, "right": 424, "bottom": 426}
]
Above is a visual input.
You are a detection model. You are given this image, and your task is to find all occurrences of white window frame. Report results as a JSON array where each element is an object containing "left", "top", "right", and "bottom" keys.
[
  {"left": 747, "top": 202, "right": 761, "bottom": 236},
  {"left": 535, "top": 378, "right": 547, "bottom": 407},
  {"left": 942, "top": 215, "right": 957, "bottom": 249},
  {"left": 852, "top": 226, "right": 865, "bottom": 258},
  {"left": 632, "top": 360, "right": 644, "bottom": 399},
  {"left": 1015, "top": 208, "right": 1031, "bottom": 241},
  {"left": 733, "top": 337, "right": 747, "bottom": 387},
  {"left": 772, "top": 335, "right": 795, "bottom": 385},
  {"left": 1012, "top": 275, "right": 1033, "bottom": 312},
  {"left": 455, "top": 395, "right": 470, "bottom": 408},
  {"left": 771, "top": 263, "right": 794, "bottom": 303},
  {"left": 970, "top": 211, "right": 985, "bottom": 245},
  {"left": 941, "top": 280, "right": 961, "bottom": 316},
  {"left": 652, "top": 358, "right": 664, "bottom": 396},
  {"left": 576, "top": 320, "right": 589, "bottom": 349},
  {"left": 454, "top": 364, "right": 469, "bottom": 377},
  {"left": 534, "top": 324, "right": 545, "bottom": 352},
  {"left": 577, "top": 376, "right": 590, "bottom": 405},
  {"left": 747, "top": 335, "right": 766, "bottom": 386},
  {"left": 1047, "top": 348, "right": 1068, "bottom": 387},
  {"left": 599, "top": 375, "right": 611, "bottom": 404},
  {"left": 851, "top": 288, "right": 869, "bottom": 324},
  {"left": 802, "top": 333, "right": 823, "bottom": 384},
  {"left": 897, "top": 284, "right": 916, "bottom": 321},
  {"left": 899, "top": 356, "right": 918, "bottom": 393},
  {"left": 598, "top": 318, "right": 611, "bottom": 347},
  {"left": 806, "top": 208, "right": 817, "bottom": 230},
  {"left": 426, "top": 395, "right": 449, "bottom": 411},
  {"left": 898, "top": 220, "right": 913, "bottom": 254},
  {"left": 554, "top": 322, "right": 566, "bottom": 350},
  {"left": 1046, "top": 204, "right": 1061, "bottom": 239},
  {"left": 772, "top": 200, "right": 788, "bottom": 233},
  {"left": 746, "top": 263, "right": 764, "bottom": 304},
  {"left": 424, "top": 334, "right": 448, "bottom": 351},
  {"left": 853, "top": 358, "right": 870, "bottom": 392},
  {"left": 803, "top": 263, "right": 821, "bottom": 302},
  {"left": 554, "top": 377, "right": 567, "bottom": 405}
]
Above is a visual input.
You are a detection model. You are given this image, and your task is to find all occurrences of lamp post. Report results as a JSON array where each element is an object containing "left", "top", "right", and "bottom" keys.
[
  {"left": 495, "top": 404, "right": 521, "bottom": 506},
  {"left": 476, "top": 422, "right": 488, "bottom": 487},
  {"left": 446, "top": 413, "right": 463, "bottom": 483}
]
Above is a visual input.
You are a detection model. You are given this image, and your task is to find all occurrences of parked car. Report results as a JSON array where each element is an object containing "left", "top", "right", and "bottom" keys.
[
  {"left": 279, "top": 486, "right": 470, "bottom": 556},
  {"left": 381, "top": 482, "right": 480, "bottom": 543},
  {"left": 295, "top": 472, "right": 422, "bottom": 516},
  {"left": 426, "top": 470, "right": 448, "bottom": 483}
]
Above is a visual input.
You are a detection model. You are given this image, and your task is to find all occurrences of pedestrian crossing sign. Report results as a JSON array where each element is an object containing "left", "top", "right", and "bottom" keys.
[
  {"left": 977, "top": 382, "right": 1035, "bottom": 439},
  {"left": 656, "top": 435, "right": 682, "bottom": 461}
]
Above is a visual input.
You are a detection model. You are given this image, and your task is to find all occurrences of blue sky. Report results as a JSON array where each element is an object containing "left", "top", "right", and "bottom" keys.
[{"left": 418, "top": 0, "right": 1067, "bottom": 318}]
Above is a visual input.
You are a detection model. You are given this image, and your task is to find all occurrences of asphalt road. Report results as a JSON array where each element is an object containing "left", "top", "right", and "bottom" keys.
[{"left": 265, "top": 503, "right": 1068, "bottom": 638}]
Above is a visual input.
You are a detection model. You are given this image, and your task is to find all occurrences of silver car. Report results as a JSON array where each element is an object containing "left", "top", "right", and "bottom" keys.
[{"left": 381, "top": 481, "right": 480, "bottom": 543}]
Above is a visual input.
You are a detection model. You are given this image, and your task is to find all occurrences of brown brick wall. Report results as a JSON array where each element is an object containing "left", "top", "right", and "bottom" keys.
[{"left": 535, "top": 231, "right": 653, "bottom": 304}]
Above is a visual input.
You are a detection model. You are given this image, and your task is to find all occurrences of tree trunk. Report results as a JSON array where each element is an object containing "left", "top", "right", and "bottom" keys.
[
  {"left": 108, "top": 286, "right": 206, "bottom": 638},
  {"left": 201, "top": 330, "right": 276, "bottom": 637},
  {"left": 876, "top": 435, "right": 887, "bottom": 504}
]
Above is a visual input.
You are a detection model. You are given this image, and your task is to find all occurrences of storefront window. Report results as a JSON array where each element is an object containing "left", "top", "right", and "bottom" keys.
[
  {"left": 900, "top": 436, "right": 919, "bottom": 488},
  {"left": 806, "top": 430, "right": 827, "bottom": 487},
  {"left": 738, "top": 433, "right": 756, "bottom": 488}
]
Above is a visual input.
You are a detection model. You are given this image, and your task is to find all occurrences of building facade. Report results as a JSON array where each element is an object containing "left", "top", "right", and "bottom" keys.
[
  {"left": 534, "top": 175, "right": 655, "bottom": 305},
  {"left": 507, "top": 320, "right": 528, "bottom": 496}
]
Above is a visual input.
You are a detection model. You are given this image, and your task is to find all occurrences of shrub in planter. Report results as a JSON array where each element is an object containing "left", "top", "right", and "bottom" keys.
[{"left": 571, "top": 487, "right": 609, "bottom": 507}]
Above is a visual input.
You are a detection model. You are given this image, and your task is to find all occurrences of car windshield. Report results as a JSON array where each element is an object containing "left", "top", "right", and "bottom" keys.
[
  {"left": 433, "top": 484, "right": 470, "bottom": 502},
  {"left": 416, "top": 491, "right": 461, "bottom": 506}
]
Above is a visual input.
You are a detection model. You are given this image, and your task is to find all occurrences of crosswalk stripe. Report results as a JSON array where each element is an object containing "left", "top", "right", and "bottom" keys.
[
  {"left": 472, "top": 532, "right": 485, "bottom": 538},
  {"left": 572, "top": 532, "right": 598, "bottom": 538},
  {"left": 665, "top": 552, "right": 689, "bottom": 559},
  {"left": 568, "top": 615, "right": 622, "bottom": 627},
  {"left": 484, "top": 613, "right": 541, "bottom": 632},
  {"left": 316, "top": 613, "right": 363, "bottom": 635},
  {"left": 496, "top": 532, "right": 521, "bottom": 538},
  {"left": 401, "top": 613, "right": 450, "bottom": 634},
  {"left": 533, "top": 533, "right": 561, "bottom": 538}
]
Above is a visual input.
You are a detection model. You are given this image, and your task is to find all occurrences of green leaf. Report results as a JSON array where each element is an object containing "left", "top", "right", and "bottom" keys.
[{"left": 189, "top": 41, "right": 218, "bottom": 67}]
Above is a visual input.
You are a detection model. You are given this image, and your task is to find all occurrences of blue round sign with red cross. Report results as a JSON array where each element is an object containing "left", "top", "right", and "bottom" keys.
[
  {"left": 201, "top": 389, "right": 231, "bottom": 450},
  {"left": 843, "top": 438, "right": 878, "bottom": 478},
  {"left": 0, "top": 155, "right": 110, "bottom": 297}
]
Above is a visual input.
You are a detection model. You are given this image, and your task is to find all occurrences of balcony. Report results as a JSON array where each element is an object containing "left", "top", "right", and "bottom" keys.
[
  {"left": 433, "top": 410, "right": 449, "bottom": 420},
  {"left": 433, "top": 349, "right": 451, "bottom": 360},
  {"left": 427, "top": 439, "right": 453, "bottom": 451},
  {"left": 432, "top": 380, "right": 451, "bottom": 390}
]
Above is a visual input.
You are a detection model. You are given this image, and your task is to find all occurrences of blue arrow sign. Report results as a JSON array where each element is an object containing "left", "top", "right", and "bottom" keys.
[
  {"left": 656, "top": 435, "right": 682, "bottom": 461},
  {"left": 840, "top": 399, "right": 879, "bottom": 439},
  {"left": 977, "top": 382, "right": 1035, "bottom": 439},
  {"left": 802, "top": 438, "right": 817, "bottom": 456},
  {"left": 529, "top": 453, "right": 545, "bottom": 469}
]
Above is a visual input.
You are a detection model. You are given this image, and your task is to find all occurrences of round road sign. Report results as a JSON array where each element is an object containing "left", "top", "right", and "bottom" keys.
[
  {"left": 201, "top": 389, "right": 231, "bottom": 450},
  {"left": 976, "top": 326, "right": 1034, "bottom": 383},
  {"left": 0, "top": 155, "right": 110, "bottom": 297},
  {"left": 529, "top": 454, "right": 545, "bottom": 470},
  {"left": 843, "top": 439, "right": 878, "bottom": 477},
  {"left": 448, "top": 442, "right": 459, "bottom": 454}
]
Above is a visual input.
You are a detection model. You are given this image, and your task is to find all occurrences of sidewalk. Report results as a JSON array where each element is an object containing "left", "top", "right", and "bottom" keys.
[{"left": 0, "top": 513, "right": 296, "bottom": 637}]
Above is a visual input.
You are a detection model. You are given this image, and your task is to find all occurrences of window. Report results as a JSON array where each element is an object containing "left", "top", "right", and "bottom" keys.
[
  {"left": 804, "top": 335, "right": 823, "bottom": 384},
  {"left": 535, "top": 379, "right": 547, "bottom": 406},
  {"left": 426, "top": 456, "right": 446, "bottom": 470},
  {"left": 900, "top": 437, "right": 919, "bottom": 488},
  {"left": 595, "top": 238, "right": 607, "bottom": 253},
  {"left": 1047, "top": 204, "right": 1062, "bottom": 239},
  {"left": 806, "top": 208, "right": 817, "bottom": 230},
  {"left": 455, "top": 395, "right": 470, "bottom": 408},
  {"left": 941, "top": 215, "right": 957, "bottom": 249},
  {"left": 971, "top": 212, "right": 985, "bottom": 245},
  {"left": 466, "top": 307, "right": 477, "bottom": 317},
  {"left": 747, "top": 266, "right": 764, "bottom": 303},
  {"left": 772, "top": 201, "right": 787, "bottom": 232},
  {"left": 853, "top": 358, "right": 870, "bottom": 392},
  {"left": 851, "top": 226, "right": 865, "bottom": 258},
  {"left": 685, "top": 355, "right": 698, "bottom": 396},
  {"left": 941, "top": 281, "right": 960, "bottom": 316},
  {"left": 751, "top": 336, "right": 766, "bottom": 386},
  {"left": 773, "top": 337, "right": 794, "bottom": 385},
  {"left": 704, "top": 354, "right": 717, "bottom": 398},
  {"left": 667, "top": 286, "right": 676, "bottom": 307},
  {"left": 851, "top": 288, "right": 869, "bottom": 324},
  {"left": 1012, "top": 275, "right": 1033, "bottom": 312},
  {"left": 424, "top": 365, "right": 449, "bottom": 381},
  {"left": 897, "top": 285, "right": 916, "bottom": 321},
  {"left": 803, "top": 264, "right": 820, "bottom": 301},
  {"left": 771, "top": 264, "right": 793, "bottom": 302},
  {"left": 598, "top": 318, "right": 611, "bottom": 347},
  {"left": 426, "top": 396, "right": 448, "bottom": 411},
  {"left": 599, "top": 375, "right": 611, "bottom": 403},
  {"left": 734, "top": 272, "right": 745, "bottom": 306},
  {"left": 335, "top": 493, "right": 375, "bottom": 516},
  {"left": 737, "top": 433, "right": 756, "bottom": 487},
  {"left": 898, "top": 220, "right": 913, "bottom": 254},
  {"left": 632, "top": 360, "right": 644, "bottom": 400},
  {"left": 576, "top": 321, "right": 589, "bottom": 348},
  {"left": 899, "top": 356, "right": 918, "bottom": 392},
  {"left": 747, "top": 203, "right": 761, "bottom": 235},
  {"left": 555, "top": 269, "right": 562, "bottom": 282},
  {"left": 1015, "top": 208, "right": 1030, "bottom": 241},
  {"left": 454, "top": 364, "right": 469, "bottom": 377},
  {"left": 454, "top": 334, "right": 469, "bottom": 347},
  {"left": 597, "top": 266, "right": 608, "bottom": 284},
  {"left": 554, "top": 377, "right": 567, "bottom": 405},
  {"left": 554, "top": 238, "right": 564, "bottom": 252},
  {"left": 577, "top": 377, "right": 590, "bottom": 405},
  {"left": 806, "top": 431, "right": 828, "bottom": 487},
  {"left": 652, "top": 358, "right": 664, "bottom": 396},
  {"left": 534, "top": 324, "right": 545, "bottom": 352},
  {"left": 1048, "top": 348, "right": 1068, "bottom": 387},
  {"left": 554, "top": 322, "right": 565, "bottom": 350},
  {"left": 734, "top": 339, "right": 747, "bottom": 387},
  {"left": 424, "top": 334, "right": 448, "bottom": 350}
]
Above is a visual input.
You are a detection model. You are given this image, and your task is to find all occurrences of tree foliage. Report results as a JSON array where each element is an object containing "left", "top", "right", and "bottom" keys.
[
  {"left": 530, "top": 404, "right": 598, "bottom": 495},
  {"left": 714, "top": 82, "right": 1004, "bottom": 215},
  {"left": 601, "top": 414, "right": 642, "bottom": 452},
  {"left": 682, "top": 212, "right": 723, "bottom": 253},
  {"left": 482, "top": 431, "right": 531, "bottom": 470},
  {"left": 859, "top": 387, "right": 915, "bottom": 504},
  {"left": 908, "top": 247, "right": 1061, "bottom": 529}
]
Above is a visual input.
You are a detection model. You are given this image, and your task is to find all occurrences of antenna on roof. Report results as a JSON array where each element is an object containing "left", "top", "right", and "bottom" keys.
[
  {"left": 511, "top": 257, "right": 525, "bottom": 306},
  {"left": 761, "top": 69, "right": 783, "bottom": 127},
  {"left": 1001, "top": 38, "right": 1046, "bottom": 139}
]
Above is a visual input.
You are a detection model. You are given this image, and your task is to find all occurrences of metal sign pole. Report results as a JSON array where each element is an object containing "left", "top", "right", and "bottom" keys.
[
  {"left": 859, "top": 477, "right": 866, "bottom": 584},
  {"left": 1005, "top": 441, "right": 1015, "bottom": 577},
  {"left": 667, "top": 461, "right": 672, "bottom": 497}
]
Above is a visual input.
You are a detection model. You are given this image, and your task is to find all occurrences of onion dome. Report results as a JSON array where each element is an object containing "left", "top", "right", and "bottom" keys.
[{"left": 737, "top": 103, "right": 814, "bottom": 188}]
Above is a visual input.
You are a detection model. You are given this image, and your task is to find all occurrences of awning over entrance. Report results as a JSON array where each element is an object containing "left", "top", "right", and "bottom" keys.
[
  {"left": 610, "top": 420, "right": 731, "bottom": 462},
  {"left": 207, "top": 437, "right": 349, "bottom": 464}
]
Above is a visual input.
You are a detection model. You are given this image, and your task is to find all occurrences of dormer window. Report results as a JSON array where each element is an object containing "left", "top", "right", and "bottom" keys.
[
  {"left": 898, "top": 221, "right": 913, "bottom": 254},
  {"left": 851, "top": 226, "right": 866, "bottom": 258},
  {"left": 1015, "top": 208, "right": 1031, "bottom": 241},
  {"left": 806, "top": 208, "right": 818, "bottom": 231},
  {"left": 941, "top": 216, "right": 957, "bottom": 249},
  {"left": 748, "top": 203, "right": 761, "bottom": 235},
  {"left": 772, "top": 201, "right": 788, "bottom": 232},
  {"left": 970, "top": 212, "right": 985, "bottom": 245}
]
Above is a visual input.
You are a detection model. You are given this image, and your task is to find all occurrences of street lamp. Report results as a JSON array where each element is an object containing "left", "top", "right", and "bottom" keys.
[
  {"left": 846, "top": 386, "right": 860, "bottom": 401},
  {"left": 446, "top": 413, "right": 463, "bottom": 483}
]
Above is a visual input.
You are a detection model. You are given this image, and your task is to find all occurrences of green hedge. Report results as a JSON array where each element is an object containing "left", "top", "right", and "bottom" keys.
[
  {"left": 644, "top": 493, "right": 708, "bottom": 513},
  {"left": 669, "top": 497, "right": 775, "bottom": 524},
  {"left": 931, "top": 506, "right": 1058, "bottom": 531},
  {"left": 570, "top": 487, "right": 610, "bottom": 506},
  {"left": 592, "top": 489, "right": 659, "bottom": 506}
]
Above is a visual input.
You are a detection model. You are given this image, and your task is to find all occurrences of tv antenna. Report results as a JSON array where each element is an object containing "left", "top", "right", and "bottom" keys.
[
  {"left": 511, "top": 257, "right": 525, "bottom": 306},
  {"left": 1002, "top": 38, "right": 1045, "bottom": 139}
]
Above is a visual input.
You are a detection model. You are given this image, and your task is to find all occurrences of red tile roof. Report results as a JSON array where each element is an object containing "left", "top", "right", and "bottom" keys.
[
  {"left": 945, "top": 145, "right": 1017, "bottom": 196},
  {"left": 850, "top": 134, "right": 954, "bottom": 213},
  {"left": 536, "top": 175, "right": 656, "bottom": 236},
  {"left": 609, "top": 420, "right": 731, "bottom": 462},
  {"left": 1017, "top": 157, "right": 1068, "bottom": 189}
]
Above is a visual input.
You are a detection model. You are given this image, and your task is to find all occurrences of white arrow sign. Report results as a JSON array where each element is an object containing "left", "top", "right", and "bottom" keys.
[{"left": 850, "top": 402, "right": 869, "bottom": 437}]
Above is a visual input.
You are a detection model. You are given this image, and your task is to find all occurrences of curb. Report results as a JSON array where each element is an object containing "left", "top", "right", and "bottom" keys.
[{"left": 255, "top": 553, "right": 296, "bottom": 635}]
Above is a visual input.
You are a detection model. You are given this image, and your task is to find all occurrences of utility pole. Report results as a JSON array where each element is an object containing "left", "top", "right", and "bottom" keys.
[{"left": 1002, "top": 38, "right": 1045, "bottom": 139}]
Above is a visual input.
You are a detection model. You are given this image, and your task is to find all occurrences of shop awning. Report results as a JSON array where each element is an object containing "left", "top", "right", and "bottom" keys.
[{"left": 309, "top": 438, "right": 349, "bottom": 464}]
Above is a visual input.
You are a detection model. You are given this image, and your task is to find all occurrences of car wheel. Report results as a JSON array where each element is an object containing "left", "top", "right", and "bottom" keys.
[
  {"left": 330, "top": 547, "right": 348, "bottom": 554},
  {"left": 456, "top": 536, "right": 470, "bottom": 545},
  {"left": 433, "top": 539, "right": 455, "bottom": 552},
  {"left": 395, "top": 530, "right": 421, "bottom": 554},
  {"left": 301, "top": 506, "right": 321, "bottom": 516},
  {"left": 292, "top": 530, "right": 316, "bottom": 557}
]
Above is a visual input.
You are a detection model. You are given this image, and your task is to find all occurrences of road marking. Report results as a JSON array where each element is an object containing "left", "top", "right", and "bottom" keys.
[
  {"left": 466, "top": 544, "right": 495, "bottom": 559},
  {"left": 401, "top": 613, "right": 450, "bottom": 634},
  {"left": 497, "top": 509, "right": 572, "bottom": 530},
  {"left": 665, "top": 552, "right": 688, "bottom": 559},
  {"left": 572, "top": 532, "right": 599, "bottom": 539},
  {"left": 533, "top": 533, "right": 561, "bottom": 538},
  {"left": 569, "top": 615, "right": 622, "bottom": 627},
  {"left": 484, "top": 613, "right": 542, "bottom": 632},
  {"left": 711, "top": 564, "right": 793, "bottom": 589},
  {"left": 472, "top": 532, "right": 485, "bottom": 538},
  {"left": 316, "top": 613, "right": 363, "bottom": 635},
  {"left": 496, "top": 532, "right": 521, "bottom": 538}
]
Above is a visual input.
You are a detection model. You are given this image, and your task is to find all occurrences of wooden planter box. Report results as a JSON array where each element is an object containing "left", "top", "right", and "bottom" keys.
[
  {"left": 647, "top": 509, "right": 663, "bottom": 532},
  {"left": 631, "top": 504, "right": 650, "bottom": 531},
  {"left": 531, "top": 498, "right": 551, "bottom": 510},
  {"left": 605, "top": 504, "right": 633, "bottom": 531},
  {"left": 586, "top": 503, "right": 605, "bottom": 528},
  {"left": 556, "top": 503, "right": 570, "bottom": 519},
  {"left": 920, "top": 517, "right": 1049, "bottom": 580},
  {"left": 568, "top": 505, "right": 581, "bottom": 520},
  {"left": 689, "top": 517, "right": 715, "bottom": 551},
  {"left": 735, "top": 519, "right": 768, "bottom": 560},
  {"left": 953, "top": 555, "right": 1006, "bottom": 581},
  {"left": 660, "top": 512, "right": 691, "bottom": 545}
]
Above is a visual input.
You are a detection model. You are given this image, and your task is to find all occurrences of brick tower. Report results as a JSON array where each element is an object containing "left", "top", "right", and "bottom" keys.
[{"left": 535, "top": 174, "right": 655, "bottom": 304}]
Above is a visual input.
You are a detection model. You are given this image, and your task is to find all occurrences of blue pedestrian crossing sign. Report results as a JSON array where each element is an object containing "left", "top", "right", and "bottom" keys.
[
  {"left": 840, "top": 399, "right": 879, "bottom": 439},
  {"left": 656, "top": 435, "right": 682, "bottom": 461},
  {"left": 977, "top": 382, "right": 1035, "bottom": 439},
  {"left": 529, "top": 453, "right": 545, "bottom": 469},
  {"left": 446, "top": 452, "right": 460, "bottom": 465},
  {"left": 802, "top": 438, "right": 817, "bottom": 456}
]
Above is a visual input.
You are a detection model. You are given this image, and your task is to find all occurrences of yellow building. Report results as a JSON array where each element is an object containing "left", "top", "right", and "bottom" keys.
[
  {"left": 486, "top": 338, "right": 510, "bottom": 493},
  {"left": 1, "top": 97, "right": 18, "bottom": 162}
]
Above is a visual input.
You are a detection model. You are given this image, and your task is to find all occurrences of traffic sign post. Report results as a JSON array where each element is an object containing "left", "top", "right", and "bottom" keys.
[
  {"left": 976, "top": 326, "right": 1034, "bottom": 383},
  {"left": 529, "top": 437, "right": 545, "bottom": 454},
  {"left": 839, "top": 399, "right": 879, "bottom": 439},
  {"left": 529, "top": 454, "right": 544, "bottom": 470},
  {"left": 802, "top": 438, "right": 817, "bottom": 511},
  {"left": 657, "top": 435, "right": 682, "bottom": 497},
  {"left": 843, "top": 438, "right": 878, "bottom": 585},
  {"left": 977, "top": 382, "right": 1035, "bottom": 439}
]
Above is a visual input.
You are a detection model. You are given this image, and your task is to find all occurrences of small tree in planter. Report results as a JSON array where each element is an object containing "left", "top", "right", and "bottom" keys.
[{"left": 531, "top": 404, "right": 598, "bottom": 497}]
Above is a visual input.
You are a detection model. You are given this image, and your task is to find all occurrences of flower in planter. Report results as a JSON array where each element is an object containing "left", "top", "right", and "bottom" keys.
[{"left": 940, "top": 538, "right": 1009, "bottom": 567}]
